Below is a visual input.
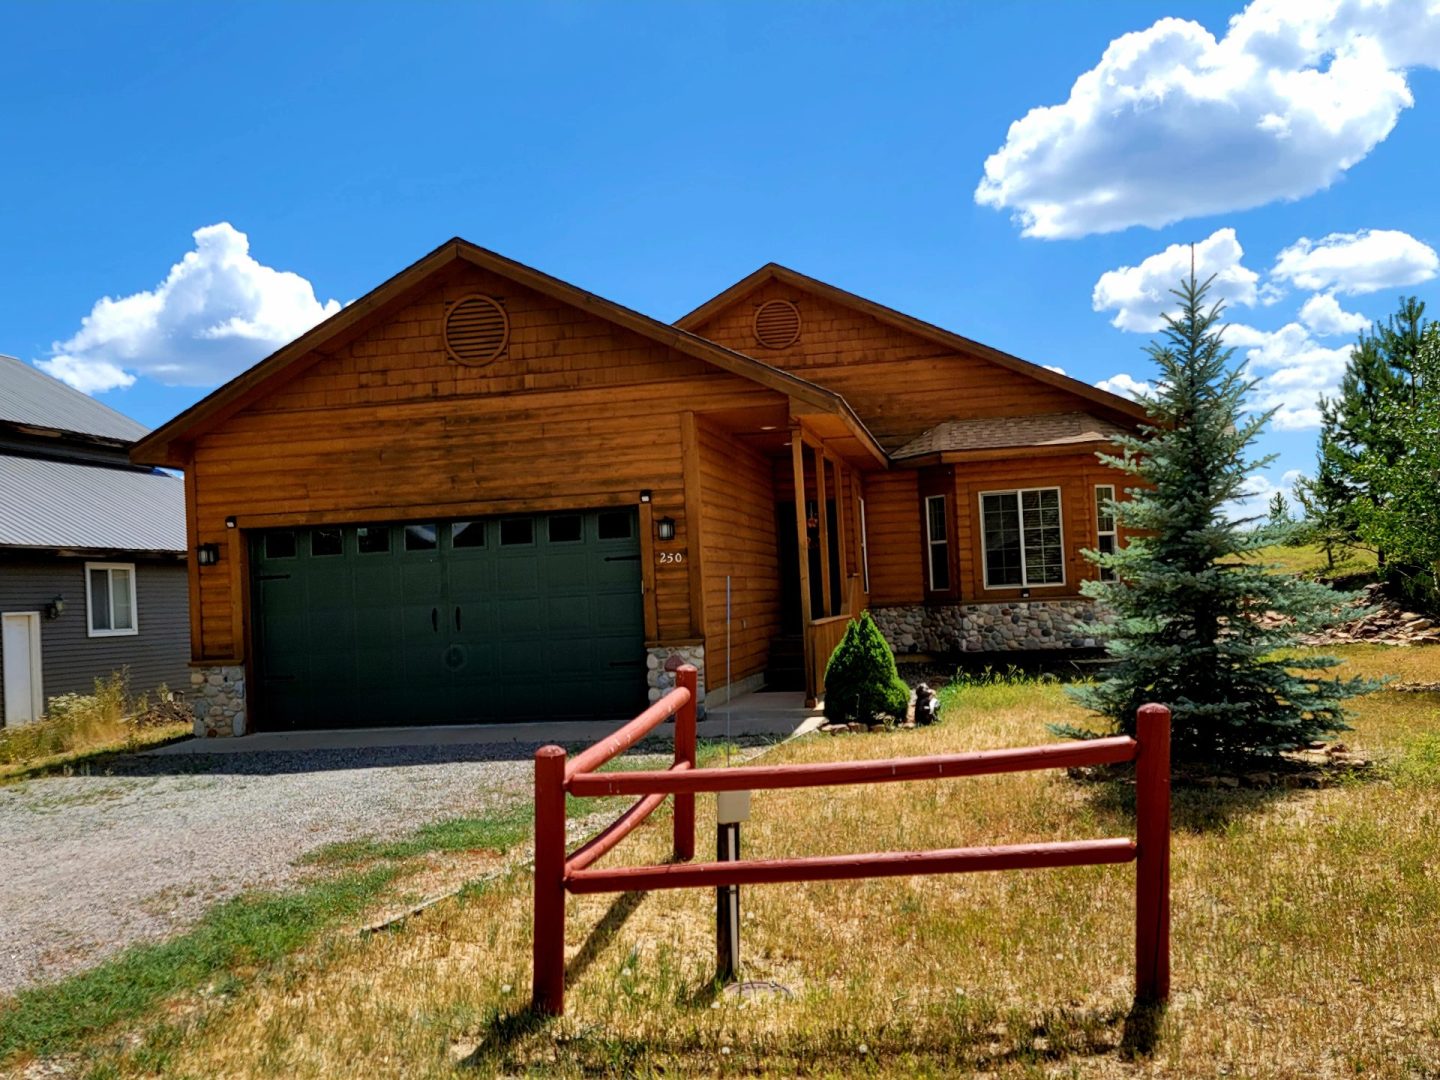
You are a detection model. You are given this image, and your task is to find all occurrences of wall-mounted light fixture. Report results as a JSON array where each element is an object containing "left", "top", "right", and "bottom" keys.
[
  {"left": 45, "top": 595, "right": 65, "bottom": 620},
  {"left": 656, "top": 515, "right": 676, "bottom": 541},
  {"left": 1020, "top": 588, "right": 1031, "bottom": 599},
  {"left": 196, "top": 543, "right": 221, "bottom": 566},
  {"left": 639, "top": 490, "right": 653, "bottom": 504},
  {"left": 225, "top": 516, "right": 237, "bottom": 529}
]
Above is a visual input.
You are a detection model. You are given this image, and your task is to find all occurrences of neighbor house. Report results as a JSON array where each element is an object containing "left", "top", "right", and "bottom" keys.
[
  {"left": 131, "top": 241, "right": 1144, "bottom": 736},
  {"left": 0, "top": 355, "right": 189, "bottom": 727}
]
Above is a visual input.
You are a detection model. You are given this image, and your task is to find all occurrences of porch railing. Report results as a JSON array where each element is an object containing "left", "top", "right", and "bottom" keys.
[{"left": 806, "top": 573, "right": 865, "bottom": 700}]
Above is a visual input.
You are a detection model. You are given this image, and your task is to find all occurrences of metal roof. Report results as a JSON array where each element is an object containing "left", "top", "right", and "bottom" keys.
[
  {"left": 0, "top": 354, "right": 149, "bottom": 442},
  {"left": 0, "top": 454, "right": 185, "bottom": 552}
]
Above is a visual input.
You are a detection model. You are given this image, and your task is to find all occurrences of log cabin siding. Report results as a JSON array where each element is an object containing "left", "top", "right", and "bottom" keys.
[
  {"left": 686, "top": 279, "right": 1097, "bottom": 452},
  {"left": 861, "top": 470, "right": 924, "bottom": 606},
  {"left": 185, "top": 266, "right": 788, "bottom": 662},
  {"left": 695, "top": 418, "right": 782, "bottom": 689}
]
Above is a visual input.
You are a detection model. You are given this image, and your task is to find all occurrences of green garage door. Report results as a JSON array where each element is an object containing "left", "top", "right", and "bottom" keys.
[{"left": 250, "top": 509, "right": 645, "bottom": 730}]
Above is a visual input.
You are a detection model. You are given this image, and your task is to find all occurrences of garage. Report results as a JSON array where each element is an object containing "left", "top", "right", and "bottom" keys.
[{"left": 250, "top": 508, "right": 645, "bottom": 729}]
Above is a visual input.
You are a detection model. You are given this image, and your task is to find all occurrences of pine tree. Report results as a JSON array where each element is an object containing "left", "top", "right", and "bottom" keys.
[
  {"left": 1267, "top": 492, "right": 1291, "bottom": 528},
  {"left": 823, "top": 611, "right": 911, "bottom": 724},
  {"left": 1067, "top": 272, "right": 1370, "bottom": 764}
]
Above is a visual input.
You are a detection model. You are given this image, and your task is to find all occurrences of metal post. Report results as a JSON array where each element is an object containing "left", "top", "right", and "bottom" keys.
[
  {"left": 715, "top": 790, "right": 750, "bottom": 984},
  {"left": 1135, "top": 703, "right": 1172, "bottom": 1004},
  {"left": 673, "top": 665, "right": 698, "bottom": 861},
  {"left": 532, "top": 744, "right": 567, "bottom": 1015}
]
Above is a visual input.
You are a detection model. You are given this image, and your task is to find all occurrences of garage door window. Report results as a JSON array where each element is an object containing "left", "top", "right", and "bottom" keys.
[
  {"left": 500, "top": 518, "right": 534, "bottom": 546},
  {"left": 357, "top": 526, "right": 390, "bottom": 554},
  {"left": 404, "top": 524, "right": 438, "bottom": 551},
  {"left": 451, "top": 521, "right": 485, "bottom": 548},
  {"left": 598, "top": 511, "right": 633, "bottom": 540},
  {"left": 312, "top": 528, "right": 343, "bottom": 556},
  {"left": 264, "top": 531, "right": 297, "bottom": 559},
  {"left": 548, "top": 515, "right": 583, "bottom": 543},
  {"left": 86, "top": 563, "right": 137, "bottom": 637}
]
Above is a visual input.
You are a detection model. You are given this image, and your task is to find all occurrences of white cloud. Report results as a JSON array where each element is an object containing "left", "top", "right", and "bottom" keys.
[
  {"left": 1093, "top": 228, "right": 1260, "bottom": 332},
  {"left": 1298, "top": 292, "right": 1370, "bottom": 336},
  {"left": 1043, "top": 364, "right": 1067, "bottom": 374},
  {"left": 1230, "top": 321, "right": 1354, "bottom": 429},
  {"left": 1095, "top": 372, "right": 1153, "bottom": 400},
  {"left": 1270, "top": 228, "right": 1439, "bottom": 295},
  {"left": 37, "top": 223, "right": 341, "bottom": 394},
  {"left": 975, "top": 0, "right": 1440, "bottom": 239}
]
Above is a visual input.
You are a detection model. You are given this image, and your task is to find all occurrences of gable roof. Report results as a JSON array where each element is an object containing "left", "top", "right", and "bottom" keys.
[
  {"left": 0, "top": 454, "right": 184, "bottom": 553},
  {"left": 131, "top": 239, "right": 886, "bottom": 467},
  {"left": 674, "top": 263, "right": 1150, "bottom": 426},
  {"left": 892, "top": 412, "right": 1130, "bottom": 462},
  {"left": 0, "top": 354, "right": 148, "bottom": 443}
]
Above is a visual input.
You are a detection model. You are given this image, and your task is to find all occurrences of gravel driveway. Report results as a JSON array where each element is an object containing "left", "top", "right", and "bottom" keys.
[{"left": 0, "top": 743, "right": 547, "bottom": 996}]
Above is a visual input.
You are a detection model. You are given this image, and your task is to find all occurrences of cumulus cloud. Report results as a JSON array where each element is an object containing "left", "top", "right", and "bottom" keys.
[
  {"left": 1298, "top": 292, "right": 1370, "bottom": 336},
  {"left": 1093, "top": 228, "right": 1260, "bottom": 332},
  {"left": 37, "top": 223, "right": 341, "bottom": 394},
  {"left": 1095, "top": 372, "right": 1153, "bottom": 400},
  {"left": 1229, "top": 321, "right": 1354, "bottom": 429},
  {"left": 1270, "top": 228, "right": 1439, "bottom": 295},
  {"left": 1232, "top": 468, "right": 1306, "bottom": 520},
  {"left": 975, "top": 0, "right": 1440, "bottom": 239}
]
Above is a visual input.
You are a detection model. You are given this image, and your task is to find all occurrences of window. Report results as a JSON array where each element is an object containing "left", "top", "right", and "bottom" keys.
[
  {"left": 311, "top": 528, "right": 343, "bottom": 557},
  {"left": 924, "top": 495, "right": 951, "bottom": 591},
  {"left": 451, "top": 520, "right": 485, "bottom": 548},
  {"left": 499, "top": 518, "right": 534, "bottom": 546},
  {"left": 597, "top": 511, "right": 633, "bottom": 540},
  {"left": 548, "top": 515, "right": 583, "bottom": 543},
  {"left": 357, "top": 526, "right": 390, "bottom": 555},
  {"left": 858, "top": 497, "right": 870, "bottom": 595},
  {"left": 980, "top": 488, "right": 1065, "bottom": 589},
  {"left": 86, "top": 563, "right": 138, "bottom": 636},
  {"left": 1095, "top": 485, "right": 1118, "bottom": 581},
  {"left": 404, "top": 524, "right": 438, "bottom": 551},
  {"left": 263, "top": 531, "right": 296, "bottom": 559}
]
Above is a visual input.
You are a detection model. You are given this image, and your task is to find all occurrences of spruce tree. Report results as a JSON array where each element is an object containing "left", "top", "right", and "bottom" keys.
[
  {"left": 1067, "top": 272, "right": 1370, "bottom": 764},
  {"left": 823, "top": 612, "right": 911, "bottom": 724}
]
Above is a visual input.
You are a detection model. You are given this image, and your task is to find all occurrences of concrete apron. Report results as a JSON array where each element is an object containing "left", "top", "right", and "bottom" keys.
[{"left": 146, "top": 689, "right": 826, "bottom": 756}]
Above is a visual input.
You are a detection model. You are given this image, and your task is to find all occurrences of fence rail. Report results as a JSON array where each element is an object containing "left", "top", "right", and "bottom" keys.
[{"left": 533, "top": 670, "right": 1170, "bottom": 1018}]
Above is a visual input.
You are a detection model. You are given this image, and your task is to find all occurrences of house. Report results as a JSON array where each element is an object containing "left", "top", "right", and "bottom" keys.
[
  {"left": 131, "top": 240, "right": 1144, "bottom": 736},
  {"left": 0, "top": 355, "right": 189, "bottom": 728}
]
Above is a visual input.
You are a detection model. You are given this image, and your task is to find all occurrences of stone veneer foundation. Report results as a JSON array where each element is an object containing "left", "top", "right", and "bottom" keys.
[
  {"left": 646, "top": 643, "right": 706, "bottom": 714},
  {"left": 870, "top": 600, "right": 1105, "bottom": 655},
  {"left": 190, "top": 664, "right": 247, "bottom": 737}
]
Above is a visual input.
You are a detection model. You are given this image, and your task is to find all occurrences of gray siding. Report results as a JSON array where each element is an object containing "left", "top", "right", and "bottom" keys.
[{"left": 0, "top": 552, "right": 191, "bottom": 724}]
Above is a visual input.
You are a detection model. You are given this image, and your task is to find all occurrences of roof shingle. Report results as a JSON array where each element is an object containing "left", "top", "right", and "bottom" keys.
[{"left": 891, "top": 412, "right": 1130, "bottom": 460}]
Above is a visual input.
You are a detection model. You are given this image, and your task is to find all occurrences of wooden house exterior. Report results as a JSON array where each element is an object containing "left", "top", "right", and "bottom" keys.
[{"left": 133, "top": 241, "right": 1144, "bottom": 736}]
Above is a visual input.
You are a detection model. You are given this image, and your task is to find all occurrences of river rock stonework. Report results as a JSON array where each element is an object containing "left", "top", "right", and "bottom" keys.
[
  {"left": 871, "top": 601, "right": 1104, "bottom": 654},
  {"left": 190, "top": 665, "right": 246, "bottom": 737},
  {"left": 647, "top": 644, "right": 706, "bottom": 714}
]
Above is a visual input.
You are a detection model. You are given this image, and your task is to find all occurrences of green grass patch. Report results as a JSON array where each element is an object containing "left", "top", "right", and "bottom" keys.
[
  {"left": 0, "top": 867, "right": 395, "bottom": 1065},
  {"left": 1394, "top": 730, "right": 1440, "bottom": 788},
  {"left": 1247, "top": 541, "right": 1378, "bottom": 584},
  {"left": 302, "top": 806, "right": 534, "bottom": 868}
]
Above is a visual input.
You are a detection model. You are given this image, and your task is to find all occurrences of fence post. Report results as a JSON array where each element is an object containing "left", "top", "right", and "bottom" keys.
[
  {"left": 533, "top": 744, "right": 568, "bottom": 1015},
  {"left": 1134, "top": 703, "right": 1172, "bottom": 1004},
  {"left": 674, "top": 665, "right": 698, "bottom": 861}
]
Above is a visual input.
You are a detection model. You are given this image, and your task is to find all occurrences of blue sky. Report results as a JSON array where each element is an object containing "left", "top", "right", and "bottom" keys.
[{"left": 4, "top": 0, "right": 1438, "bottom": 512}]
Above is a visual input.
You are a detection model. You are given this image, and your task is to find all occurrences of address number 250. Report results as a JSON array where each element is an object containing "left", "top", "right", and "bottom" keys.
[{"left": 658, "top": 551, "right": 686, "bottom": 565}]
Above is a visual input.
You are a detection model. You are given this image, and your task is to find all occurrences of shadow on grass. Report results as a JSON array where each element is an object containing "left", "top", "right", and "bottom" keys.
[
  {"left": 565, "top": 890, "right": 648, "bottom": 984},
  {"left": 463, "top": 998, "right": 1160, "bottom": 1074}
]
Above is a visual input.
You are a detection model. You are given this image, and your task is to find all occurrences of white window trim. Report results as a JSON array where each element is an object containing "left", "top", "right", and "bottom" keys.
[
  {"left": 858, "top": 497, "right": 871, "bottom": 595},
  {"left": 85, "top": 562, "right": 139, "bottom": 638},
  {"left": 1095, "top": 485, "right": 1118, "bottom": 581},
  {"left": 978, "top": 487, "right": 1067, "bottom": 590},
  {"left": 924, "top": 494, "right": 951, "bottom": 592}
]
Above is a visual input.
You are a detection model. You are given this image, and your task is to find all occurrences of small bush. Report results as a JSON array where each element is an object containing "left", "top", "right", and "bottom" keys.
[
  {"left": 822, "top": 612, "right": 910, "bottom": 724},
  {"left": 0, "top": 670, "right": 190, "bottom": 770}
]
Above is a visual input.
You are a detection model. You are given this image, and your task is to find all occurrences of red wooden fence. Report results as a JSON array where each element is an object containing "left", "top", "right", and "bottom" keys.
[{"left": 533, "top": 666, "right": 1170, "bottom": 1016}]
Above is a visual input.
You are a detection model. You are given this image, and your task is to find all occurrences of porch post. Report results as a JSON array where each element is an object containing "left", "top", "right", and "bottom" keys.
[
  {"left": 790, "top": 431, "right": 817, "bottom": 705},
  {"left": 831, "top": 452, "right": 849, "bottom": 611},
  {"left": 814, "top": 442, "right": 832, "bottom": 617}
]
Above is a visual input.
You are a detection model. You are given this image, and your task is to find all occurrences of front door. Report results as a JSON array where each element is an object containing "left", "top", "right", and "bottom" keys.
[{"left": 2, "top": 612, "right": 42, "bottom": 726}]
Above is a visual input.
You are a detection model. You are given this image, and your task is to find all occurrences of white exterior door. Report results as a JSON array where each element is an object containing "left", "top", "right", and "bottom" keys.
[{"left": 2, "top": 612, "right": 43, "bottom": 726}]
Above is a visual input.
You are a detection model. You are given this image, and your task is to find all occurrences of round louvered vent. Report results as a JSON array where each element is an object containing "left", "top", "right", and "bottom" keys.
[
  {"left": 444, "top": 294, "right": 509, "bottom": 365},
  {"left": 753, "top": 299, "right": 800, "bottom": 349}
]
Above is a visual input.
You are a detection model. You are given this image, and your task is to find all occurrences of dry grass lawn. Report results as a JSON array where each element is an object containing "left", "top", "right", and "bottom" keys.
[{"left": 67, "top": 646, "right": 1440, "bottom": 1078}]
